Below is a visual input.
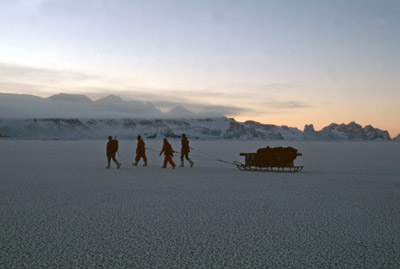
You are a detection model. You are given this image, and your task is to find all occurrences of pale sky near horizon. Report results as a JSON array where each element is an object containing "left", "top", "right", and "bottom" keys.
[{"left": 0, "top": 0, "right": 399, "bottom": 137}]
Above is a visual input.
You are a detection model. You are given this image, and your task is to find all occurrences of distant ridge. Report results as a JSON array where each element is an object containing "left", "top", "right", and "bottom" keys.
[
  {"left": 0, "top": 92, "right": 226, "bottom": 119},
  {"left": 166, "top": 105, "right": 197, "bottom": 118},
  {"left": 0, "top": 118, "right": 393, "bottom": 141},
  {"left": 0, "top": 93, "right": 162, "bottom": 118},
  {"left": 48, "top": 93, "right": 93, "bottom": 103},
  {"left": 0, "top": 92, "right": 394, "bottom": 140},
  {"left": 94, "top": 95, "right": 123, "bottom": 104},
  {"left": 303, "top": 122, "right": 391, "bottom": 141}
]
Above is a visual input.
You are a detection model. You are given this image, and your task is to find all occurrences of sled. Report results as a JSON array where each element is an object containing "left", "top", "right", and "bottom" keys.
[{"left": 235, "top": 146, "right": 303, "bottom": 173}]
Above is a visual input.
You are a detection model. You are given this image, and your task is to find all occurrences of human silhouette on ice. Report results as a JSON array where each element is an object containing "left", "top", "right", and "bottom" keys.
[
  {"left": 106, "top": 136, "right": 121, "bottom": 169},
  {"left": 133, "top": 135, "right": 147, "bottom": 166},
  {"left": 180, "top": 133, "right": 194, "bottom": 167},
  {"left": 160, "top": 138, "right": 176, "bottom": 169}
]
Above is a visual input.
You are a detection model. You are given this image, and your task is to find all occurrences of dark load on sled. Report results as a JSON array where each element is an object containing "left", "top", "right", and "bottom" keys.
[{"left": 234, "top": 146, "right": 303, "bottom": 172}]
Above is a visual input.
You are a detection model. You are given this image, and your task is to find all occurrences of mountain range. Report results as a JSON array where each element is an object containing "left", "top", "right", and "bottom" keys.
[
  {"left": 0, "top": 118, "right": 393, "bottom": 141},
  {"left": 0, "top": 93, "right": 396, "bottom": 141},
  {"left": 0, "top": 93, "right": 223, "bottom": 119}
]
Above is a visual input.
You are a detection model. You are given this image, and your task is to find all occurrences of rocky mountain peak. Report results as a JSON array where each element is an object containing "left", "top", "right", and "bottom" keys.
[
  {"left": 48, "top": 93, "right": 93, "bottom": 103},
  {"left": 95, "top": 95, "right": 123, "bottom": 103}
]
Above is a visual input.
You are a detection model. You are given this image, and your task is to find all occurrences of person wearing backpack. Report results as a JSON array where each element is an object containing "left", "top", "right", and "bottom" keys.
[
  {"left": 180, "top": 133, "right": 194, "bottom": 167},
  {"left": 133, "top": 135, "right": 147, "bottom": 166},
  {"left": 159, "top": 138, "right": 176, "bottom": 169},
  {"left": 106, "top": 136, "right": 121, "bottom": 169}
]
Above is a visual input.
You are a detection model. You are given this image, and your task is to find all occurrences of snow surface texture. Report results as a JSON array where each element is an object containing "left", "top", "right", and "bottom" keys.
[{"left": 1, "top": 141, "right": 399, "bottom": 267}]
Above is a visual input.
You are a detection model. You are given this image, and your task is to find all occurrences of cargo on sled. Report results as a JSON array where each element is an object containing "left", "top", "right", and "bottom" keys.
[{"left": 234, "top": 146, "right": 303, "bottom": 172}]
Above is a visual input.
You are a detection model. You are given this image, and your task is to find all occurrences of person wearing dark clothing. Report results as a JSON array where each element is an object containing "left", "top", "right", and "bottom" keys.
[
  {"left": 106, "top": 136, "right": 121, "bottom": 169},
  {"left": 180, "top": 133, "right": 194, "bottom": 167},
  {"left": 133, "top": 135, "right": 147, "bottom": 166},
  {"left": 160, "top": 138, "right": 176, "bottom": 168}
]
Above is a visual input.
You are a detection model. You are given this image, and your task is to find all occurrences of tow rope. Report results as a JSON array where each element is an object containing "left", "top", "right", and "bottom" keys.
[
  {"left": 117, "top": 146, "right": 234, "bottom": 166},
  {"left": 190, "top": 147, "right": 235, "bottom": 166}
]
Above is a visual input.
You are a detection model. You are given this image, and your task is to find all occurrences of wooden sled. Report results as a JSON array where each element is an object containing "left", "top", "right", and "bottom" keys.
[{"left": 235, "top": 147, "right": 303, "bottom": 173}]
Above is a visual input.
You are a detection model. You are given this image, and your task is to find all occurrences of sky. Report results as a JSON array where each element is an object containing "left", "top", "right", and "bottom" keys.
[{"left": 0, "top": 0, "right": 399, "bottom": 137}]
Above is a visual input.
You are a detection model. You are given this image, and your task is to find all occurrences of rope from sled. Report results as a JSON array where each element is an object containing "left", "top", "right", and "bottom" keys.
[
  {"left": 190, "top": 147, "right": 235, "bottom": 166},
  {"left": 190, "top": 154, "right": 213, "bottom": 161},
  {"left": 142, "top": 146, "right": 235, "bottom": 166},
  {"left": 147, "top": 147, "right": 181, "bottom": 155}
]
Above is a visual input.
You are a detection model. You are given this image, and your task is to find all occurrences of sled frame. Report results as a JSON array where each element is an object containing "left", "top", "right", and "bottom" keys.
[{"left": 234, "top": 161, "right": 303, "bottom": 173}]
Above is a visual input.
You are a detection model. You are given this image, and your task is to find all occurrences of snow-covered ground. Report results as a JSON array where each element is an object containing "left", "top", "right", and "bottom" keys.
[{"left": 1, "top": 140, "right": 399, "bottom": 267}]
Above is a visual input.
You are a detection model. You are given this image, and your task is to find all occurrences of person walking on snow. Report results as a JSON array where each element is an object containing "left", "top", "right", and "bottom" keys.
[
  {"left": 180, "top": 133, "right": 194, "bottom": 167},
  {"left": 160, "top": 138, "right": 176, "bottom": 168},
  {"left": 106, "top": 136, "right": 121, "bottom": 169},
  {"left": 133, "top": 135, "right": 147, "bottom": 166}
]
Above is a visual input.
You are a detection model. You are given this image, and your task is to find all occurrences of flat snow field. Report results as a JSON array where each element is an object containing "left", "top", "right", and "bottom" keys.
[{"left": 1, "top": 140, "right": 399, "bottom": 268}]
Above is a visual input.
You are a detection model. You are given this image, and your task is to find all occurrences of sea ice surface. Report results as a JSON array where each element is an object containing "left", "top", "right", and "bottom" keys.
[{"left": 0, "top": 140, "right": 399, "bottom": 267}]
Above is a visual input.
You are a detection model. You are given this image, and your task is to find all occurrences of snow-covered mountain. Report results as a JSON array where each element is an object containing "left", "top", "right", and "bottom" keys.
[
  {"left": 0, "top": 92, "right": 229, "bottom": 119},
  {"left": 165, "top": 105, "right": 224, "bottom": 118},
  {"left": 303, "top": 122, "right": 391, "bottom": 141},
  {"left": 0, "top": 92, "right": 393, "bottom": 141},
  {"left": 0, "top": 118, "right": 393, "bottom": 141},
  {"left": 0, "top": 93, "right": 201, "bottom": 119},
  {"left": 48, "top": 93, "right": 93, "bottom": 103}
]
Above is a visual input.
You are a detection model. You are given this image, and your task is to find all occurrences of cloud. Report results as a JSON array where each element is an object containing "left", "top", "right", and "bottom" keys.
[
  {"left": 0, "top": 81, "right": 44, "bottom": 92},
  {"left": 0, "top": 0, "right": 49, "bottom": 16},
  {"left": 0, "top": 63, "right": 100, "bottom": 83},
  {"left": 262, "top": 100, "right": 311, "bottom": 109},
  {"left": 0, "top": 63, "right": 310, "bottom": 119},
  {"left": 0, "top": 63, "right": 106, "bottom": 96},
  {"left": 76, "top": 88, "right": 249, "bottom": 116},
  {"left": 152, "top": 101, "right": 248, "bottom": 116},
  {"left": 79, "top": 87, "right": 250, "bottom": 116}
]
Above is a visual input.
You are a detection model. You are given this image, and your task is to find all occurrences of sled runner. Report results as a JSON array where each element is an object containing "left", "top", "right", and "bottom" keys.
[{"left": 234, "top": 146, "right": 303, "bottom": 172}]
